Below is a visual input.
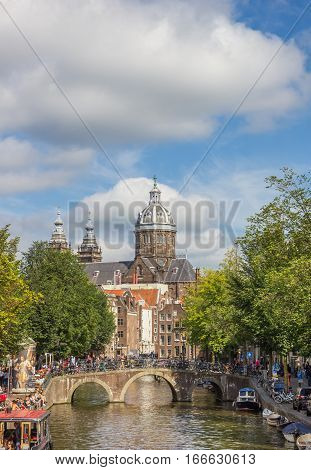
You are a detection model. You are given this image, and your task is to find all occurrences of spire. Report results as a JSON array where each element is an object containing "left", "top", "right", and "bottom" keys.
[
  {"left": 78, "top": 211, "right": 102, "bottom": 263},
  {"left": 150, "top": 175, "right": 161, "bottom": 203},
  {"left": 49, "top": 209, "right": 69, "bottom": 251}
]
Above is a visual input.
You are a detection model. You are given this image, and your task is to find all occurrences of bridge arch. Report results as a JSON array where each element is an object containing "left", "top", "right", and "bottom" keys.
[
  {"left": 119, "top": 370, "right": 178, "bottom": 402},
  {"left": 68, "top": 377, "right": 113, "bottom": 403}
]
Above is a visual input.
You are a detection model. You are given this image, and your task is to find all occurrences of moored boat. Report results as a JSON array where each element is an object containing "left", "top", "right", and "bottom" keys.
[
  {"left": 262, "top": 408, "right": 273, "bottom": 419},
  {"left": 267, "top": 414, "right": 289, "bottom": 428},
  {"left": 234, "top": 387, "right": 260, "bottom": 411},
  {"left": 296, "top": 433, "right": 311, "bottom": 450},
  {"left": 282, "top": 422, "right": 311, "bottom": 443},
  {"left": 0, "top": 409, "right": 51, "bottom": 450}
]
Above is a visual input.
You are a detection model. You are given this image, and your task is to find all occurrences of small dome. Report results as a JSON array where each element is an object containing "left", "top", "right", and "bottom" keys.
[{"left": 136, "top": 177, "right": 176, "bottom": 231}]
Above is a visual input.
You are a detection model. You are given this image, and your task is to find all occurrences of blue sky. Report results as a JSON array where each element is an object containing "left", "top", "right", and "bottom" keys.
[{"left": 0, "top": 0, "right": 310, "bottom": 266}]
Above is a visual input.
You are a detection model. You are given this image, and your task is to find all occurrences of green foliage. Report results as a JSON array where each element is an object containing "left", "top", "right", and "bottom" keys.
[
  {"left": 0, "top": 226, "right": 39, "bottom": 358},
  {"left": 185, "top": 169, "right": 311, "bottom": 358},
  {"left": 22, "top": 242, "right": 115, "bottom": 357},
  {"left": 184, "top": 269, "right": 236, "bottom": 354}
]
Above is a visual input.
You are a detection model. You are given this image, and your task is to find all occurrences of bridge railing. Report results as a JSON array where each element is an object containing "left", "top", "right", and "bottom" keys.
[{"left": 42, "top": 359, "right": 258, "bottom": 388}]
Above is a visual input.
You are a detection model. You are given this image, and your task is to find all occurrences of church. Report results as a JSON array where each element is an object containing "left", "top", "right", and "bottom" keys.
[
  {"left": 49, "top": 177, "right": 197, "bottom": 300},
  {"left": 48, "top": 178, "right": 198, "bottom": 358}
]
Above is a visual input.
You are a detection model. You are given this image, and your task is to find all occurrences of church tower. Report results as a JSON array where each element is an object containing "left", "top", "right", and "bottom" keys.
[
  {"left": 135, "top": 177, "right": 176, "bottom": 267},
  {"left": 49, "top": 209, "right": 70, "bottom": 251},
  {"left": 78, "top": 212, "right": 102, "bottom": 263}
]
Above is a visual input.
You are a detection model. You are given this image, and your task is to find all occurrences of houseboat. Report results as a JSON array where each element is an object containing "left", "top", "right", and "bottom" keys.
[
  {"left": 233, "top": 387, "right": 260, "bottom": 411},
  {"left": 0, "top": 409, "right": 51, "bottom": 450}
]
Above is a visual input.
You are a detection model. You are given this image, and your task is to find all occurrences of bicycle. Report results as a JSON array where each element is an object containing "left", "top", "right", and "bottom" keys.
[{"left": 273, "top": 391, "right": 294, "bottom": 403}]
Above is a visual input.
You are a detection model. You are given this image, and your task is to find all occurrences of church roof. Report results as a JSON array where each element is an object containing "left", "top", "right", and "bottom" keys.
[
  {"left": 84, "top": 261, "right": 133, "bottom": 285},
  {"left": 164, "top": 258, "right": 196, "bottom": 283},
  {"left": 83, "top": 257, "right": 195, "bottom": 285}
]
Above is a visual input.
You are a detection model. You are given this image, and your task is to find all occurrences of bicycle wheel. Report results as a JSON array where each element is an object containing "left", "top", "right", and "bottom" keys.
[{"left": 274, "top": 395, "right": 283, "bottom": 404}]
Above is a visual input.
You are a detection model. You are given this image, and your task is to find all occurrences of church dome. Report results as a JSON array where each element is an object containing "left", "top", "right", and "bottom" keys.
[{"left": 136, "top": 177, "right": 176, "bottom": 231}]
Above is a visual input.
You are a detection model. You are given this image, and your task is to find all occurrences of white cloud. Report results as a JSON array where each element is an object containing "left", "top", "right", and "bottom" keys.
[
  {"left": 78, "top": 174, "right": 270, "bottom": 267},
  {"left": 0, "top": 137, "right": 95, "bottom": 194},
  {"left": 1, "top": 172, "right": 279, "bottom": 267},
  {"left": 0, "top": 0, "right": 309, "bottom": 147}
]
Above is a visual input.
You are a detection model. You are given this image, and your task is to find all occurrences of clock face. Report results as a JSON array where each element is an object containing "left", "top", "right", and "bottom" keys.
[{"left": 157, "top": 258, "right": 165, "bottom": 267}]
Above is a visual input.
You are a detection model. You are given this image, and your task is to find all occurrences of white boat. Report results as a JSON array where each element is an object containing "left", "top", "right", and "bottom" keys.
[
  {"left": 267, "top": 414, "right": 289, "bottom": 428},
  {"left": 296, "top": 433, "right": 311, "bottom": 450},
  {"left": 234, "top": 387, "right": 260, "bottom": 411},
  {"left": 262, "top": 408, "right": 273, "bottom": 419}
]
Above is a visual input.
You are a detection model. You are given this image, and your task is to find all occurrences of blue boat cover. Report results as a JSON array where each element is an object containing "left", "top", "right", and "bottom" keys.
[
  {"left": 239, "top": 388, "right": 255, "bottom": 392},
  {"left": 282, "top": 422, "right": 311, "bottom": 435}
]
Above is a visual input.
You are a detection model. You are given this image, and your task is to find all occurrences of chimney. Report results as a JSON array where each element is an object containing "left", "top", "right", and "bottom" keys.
[{"left": 195, "top": 267, "right": 200, "bottom": 281}]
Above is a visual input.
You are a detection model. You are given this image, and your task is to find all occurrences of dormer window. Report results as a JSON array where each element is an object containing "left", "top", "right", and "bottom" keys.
[
  {"left": 172, "top": 267, "right": 178, "bottom": 274},
  {"left": 93, "top": 271, "right": 99, "bottom": 277}
]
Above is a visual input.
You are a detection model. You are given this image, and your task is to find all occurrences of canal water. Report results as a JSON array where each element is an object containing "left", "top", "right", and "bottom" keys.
[{"left": 49, "top": 377, "right": 291, "bottom": 450}]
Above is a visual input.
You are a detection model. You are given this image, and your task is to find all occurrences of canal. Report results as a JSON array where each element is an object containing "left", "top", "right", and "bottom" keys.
[{"left": 50, "top": 377, "right": 291, "bottom": 449}]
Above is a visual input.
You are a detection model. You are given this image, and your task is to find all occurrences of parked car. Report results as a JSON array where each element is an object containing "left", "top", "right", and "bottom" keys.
[
  {"left": 306, "top": 398, "right": 311, "bottom": 416},
  {"left": 293, "top": 387, "right": 311, "bottom": 411}
]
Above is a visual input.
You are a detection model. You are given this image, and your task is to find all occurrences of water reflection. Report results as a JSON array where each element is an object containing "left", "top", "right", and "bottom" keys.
[{"left": 50, "top": 377, "right": 291, "bottom": 450}]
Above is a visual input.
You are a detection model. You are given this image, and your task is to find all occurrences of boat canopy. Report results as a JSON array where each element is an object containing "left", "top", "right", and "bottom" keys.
[
  {"left": 282, "top": 422, "right": 311, "bottom": 435},
  {"left": 239, "top": 388, "right": 255, "bottom": 393},
  {"left": 0, "top": 410, "right": 50, "bottom": 423}
]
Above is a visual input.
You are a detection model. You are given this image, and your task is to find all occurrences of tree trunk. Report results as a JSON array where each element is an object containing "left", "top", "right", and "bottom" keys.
[
  {"left": 283, "top": 354, "right": 289, "bottom": 392},
  {"left": 269, "top": 352, "right": 273, "bottom": 376}
]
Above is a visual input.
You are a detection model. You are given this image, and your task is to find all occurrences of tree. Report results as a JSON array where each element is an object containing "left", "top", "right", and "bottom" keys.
[
  {"left": 0, "top": 226, "right": 38, "bottom": 358},
  {"left": 225, "top": 168, "right": 311, "bottom": 364},
  {"left": 256, "top": 257, "right": 311, "bottom": 357},
  {"left": 22, "top": 242, "right": 115, "bottom": 357},
  {"left": 184, "top": 269, "right": 236, "bottom": 358}
]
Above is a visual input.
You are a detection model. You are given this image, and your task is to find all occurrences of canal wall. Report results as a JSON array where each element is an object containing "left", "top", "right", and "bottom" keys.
[{"left": 250, "top": 379, "right": 311, "bottom": 427}]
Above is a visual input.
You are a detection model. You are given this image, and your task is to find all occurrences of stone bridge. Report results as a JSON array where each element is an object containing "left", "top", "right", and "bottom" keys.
[{"left": 45, "top": 368, "right": 251, "bottom": 408}]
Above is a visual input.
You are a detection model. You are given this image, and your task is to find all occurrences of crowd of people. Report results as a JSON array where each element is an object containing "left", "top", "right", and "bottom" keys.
[{"left": 0, "top": 389, "right": 46, "bottom": 413}]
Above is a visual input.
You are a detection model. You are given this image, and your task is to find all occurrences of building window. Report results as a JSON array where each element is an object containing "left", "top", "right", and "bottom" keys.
[
  {"left": 160, "top": 313, "right": 165, "bottom": 321},
  {"left": 117, "top": 306, "right": 122, "bottom": 314},
  {"left": 167, "top": 313, "right": 172, "bottom": 321},
  {"left": 160, "top": 335, "right": 165, "bottom": 346},
  {"left": 117, "top": 318, "right": 124, "bottom": 326},
  {"left": 175, "top": 332, "right": 180, "bottom": 341},
  {"left": 167, "top": 324, "right": 172, "bottom": 333},
  {"left": 118, "top": 331, "right": 124, "bottom": 338},
  {"left": 167, "top": 349, "right": 172, "bottom": 357},
  {"left": 154, "top": 318, "right": 157, "bottom": 324},
  {"left": 154, "top": 327, "right": 157, "bottom": 333},
  {"left": 172, "top": 267, "right": 178, "bottom": 274},
  {"left": 160, "top": 324, "right": 165, "bottom": 333},
  {"left": 174, "top": 321, "right": 180, "bottom": 328},
  {"left": 160, "top": 349, "right": 165, "bottom": 358},
  {"left": 175, "top": 346, "right": 180, "bottom": 357},
  {"left": 167, "top": 335, "right": 172, "bottom": 345}
]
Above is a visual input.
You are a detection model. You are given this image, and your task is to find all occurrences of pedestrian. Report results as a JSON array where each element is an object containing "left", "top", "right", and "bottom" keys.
[{"left": 297, "top": 367, "right": 304, "bottom": 389}]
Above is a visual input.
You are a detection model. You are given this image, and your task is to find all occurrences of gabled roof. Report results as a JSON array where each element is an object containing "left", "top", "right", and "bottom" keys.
[
  {"left": 131, "top": 288, "right": 159, "bottom": 307},
  {"left": 84, "top": 261, "right": 133, "bottom": 285},
  {"left": 165, "top": 258, "right": 196, "bottom": 283}
]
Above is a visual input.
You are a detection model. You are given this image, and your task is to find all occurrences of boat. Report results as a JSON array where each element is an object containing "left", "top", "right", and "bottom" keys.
[
  {"left": 262, "top": 408, "right": 273, "bottom": 419},
  {"left": 282, "top": 422, "right": 311, "bottom": 443},
  {"left": 233, "top": 387, "right": 260, "bottom": 411},
  {"left": 296, "top": 433, "right": 311, "bottom": 450},
  {"left": 267, "top": 414, "right": 289, "bottom": 428},
  {"left": 0, "top": 409, "right": 51, "bottom": 450}
]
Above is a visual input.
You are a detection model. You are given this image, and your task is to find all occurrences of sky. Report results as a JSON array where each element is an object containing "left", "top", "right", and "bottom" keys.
[{"left": 0, "top": 0, "right": 310, "bottom": 267}]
